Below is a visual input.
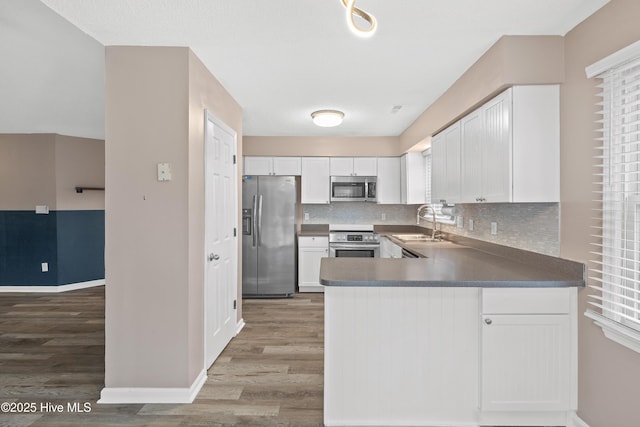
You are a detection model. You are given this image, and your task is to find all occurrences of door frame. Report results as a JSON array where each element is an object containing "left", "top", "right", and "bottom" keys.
[{"left": 203, "top": 110, "right": 238, "bottom": 369}]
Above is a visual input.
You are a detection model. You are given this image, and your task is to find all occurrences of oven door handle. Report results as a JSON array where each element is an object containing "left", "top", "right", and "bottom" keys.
[{"left": 330, "top": 244, "right": 381, "bottom": 249}]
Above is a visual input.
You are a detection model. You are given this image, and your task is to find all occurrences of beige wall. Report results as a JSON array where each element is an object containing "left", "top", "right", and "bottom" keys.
[
  {"left": 400, "top": 35, "right": 565, "bottom": 152},
  {"left": 0, "top": 134, "right": 57, "bottom": 210},
  {"left": 244, "top": 136, "right": 400, "bottom": 156},
  {"left": 104, "top": 46, "right": 242, "bottom": 392},
  {"left": 561, "top": 1, "right": 640, "bottom": 426},
  {"left": 54, "top": 134, "right": 105, "bottom": 211},
  {"left": 105, "top": 46, "right": 192, "bottom": 388},
  {"left": 0, "top": 133, "right": 104, "bottom": 211}
]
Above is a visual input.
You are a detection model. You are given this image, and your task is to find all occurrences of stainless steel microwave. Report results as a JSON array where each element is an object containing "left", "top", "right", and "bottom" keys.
[{"left": 330, "top": 176, "right": 377, "bottom": 202}]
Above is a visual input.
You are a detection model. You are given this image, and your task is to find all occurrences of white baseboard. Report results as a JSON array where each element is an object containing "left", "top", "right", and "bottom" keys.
[
  {"left": 98, "top": 368, "right": 207, "bottom": 404},
  {"left": 298, "top": 285, "right": 325, "bottom": 293},
  {"left": 236, "top": 318, "right": 245, "bottom": 335},
  {"left": 0, "top": 279, "right": 105, "bottom": 293},
  {"left": 568, "top": 412, "right": 590, "bottom": 427}
]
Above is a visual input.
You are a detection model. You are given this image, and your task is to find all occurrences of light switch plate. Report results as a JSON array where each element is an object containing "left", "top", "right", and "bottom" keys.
[
  {"left": 457, "top": 216, "right": 463, "bottom": 228},
  {"left": 41, "top": 262, "right": 49, "bottom": 272},
  {"left": 157, "top": 163, "right": 172, "bottom": 181},
  {"left": 468, "top": 219, "right": 474, "bottom": 231},
  {"left": 304, "top": 212, "right": 309, "bottom": 221}
]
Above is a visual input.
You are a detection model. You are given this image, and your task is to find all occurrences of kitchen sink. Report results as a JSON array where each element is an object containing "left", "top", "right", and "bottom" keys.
[{"left": 391, "top": 234, "right": 441, "bottom": 242}]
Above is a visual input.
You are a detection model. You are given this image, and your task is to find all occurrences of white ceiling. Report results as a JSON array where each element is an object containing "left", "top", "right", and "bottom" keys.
[{"left": 3, "top": 0, "right": 610, "bottom": 139}]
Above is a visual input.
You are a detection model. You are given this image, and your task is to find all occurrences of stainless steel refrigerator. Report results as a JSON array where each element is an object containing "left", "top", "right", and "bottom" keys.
[{"left": 242, "top": 175, "right": 297, "bottom": 297}]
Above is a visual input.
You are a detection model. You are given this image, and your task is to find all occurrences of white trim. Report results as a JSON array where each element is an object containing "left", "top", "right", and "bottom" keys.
[
  {"left": 0, "top": 279, "right": 105, "bottom": 293},
  {"left": 567, "top": 411, "right": 590, "bottom": 427},
  {"left": 586, "top": 39, "right": 640, "bottom": 78},
  {"left": 235, "top": 318, "right": 245, "bottom": 335},
  {"left": 98, "top": 369, "right": 207, "bottom": 404},
  {"left": 585, "top": 310, "right": 640, "bottom": 354},
  {"left": 298, "top": 285, "right": 325, "bottom": 293}
]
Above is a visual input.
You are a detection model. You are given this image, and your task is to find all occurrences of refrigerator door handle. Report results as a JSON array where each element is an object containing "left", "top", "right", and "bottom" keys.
[
  {"left": 252, "top": 195, "right": 257, "bottom": 248},
  {"left": 257, "top": 194, "right": 263, "bottom": 247}
]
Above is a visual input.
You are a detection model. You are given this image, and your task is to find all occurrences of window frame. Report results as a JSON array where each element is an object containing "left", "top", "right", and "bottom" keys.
[{"left": 585, "top": 39, "right": 640, "bottom": 353}]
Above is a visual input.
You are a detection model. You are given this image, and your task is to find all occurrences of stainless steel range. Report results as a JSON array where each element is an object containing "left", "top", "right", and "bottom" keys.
[{"left": 329, "top": 224, "right": 380, "bottom": 258}]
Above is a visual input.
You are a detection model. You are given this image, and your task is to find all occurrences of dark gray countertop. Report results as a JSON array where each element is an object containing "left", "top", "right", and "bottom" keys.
[
  {"left": 298, "top": 224, "right": 329, "bottom": 236},
  {"left": 320, "top": 232, "right": 584, "bottom": 288}
]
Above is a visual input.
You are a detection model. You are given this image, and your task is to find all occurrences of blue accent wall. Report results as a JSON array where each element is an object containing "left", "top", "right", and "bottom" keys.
[
  {"left": 57, "top": 210, "right": 105, "bottom": 285},
  {"left": 0, "top": 210, "right": 104, "bottom": 286}
]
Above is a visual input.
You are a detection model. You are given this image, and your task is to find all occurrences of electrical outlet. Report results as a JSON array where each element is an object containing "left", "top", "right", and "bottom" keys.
[
  {"left": 41, "top": 262, "right": 49, "bottom": 273},
  {"left": 35, "top": 205, "right": 49, "bottom": 214},
  {"left": 491, "top": 222, "right": 498, "bottom": 235},
  {"left": 468, "top": 219, "right": 474, "bottom": 231},
  {"left": 457, "top": 215, "right": 463, "bottom": 228}
]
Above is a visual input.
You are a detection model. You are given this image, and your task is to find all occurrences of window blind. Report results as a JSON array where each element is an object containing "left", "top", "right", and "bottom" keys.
[{"left": 587, "top": 55, "right": 640, "bottom": 334}]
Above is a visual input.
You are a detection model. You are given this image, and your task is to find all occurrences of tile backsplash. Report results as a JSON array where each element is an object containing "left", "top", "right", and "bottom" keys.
[
  {"left": 302, "top": 202, "right": 560, "bottom": 256},
  {"left": 302, "top": 203, "right": 417, "bottom": 225}
]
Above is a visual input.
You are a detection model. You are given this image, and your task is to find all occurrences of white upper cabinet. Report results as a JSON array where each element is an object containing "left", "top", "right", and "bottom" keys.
[
  {"left": 376, "top": 157, "right": 401, "bottom": 204},
  {"left": 330, "top": 157, "right": 377, "bottom": 176},
  {"left": 301, "top": 157, "right": 330, "bottom": 204},
  {"left": 400, "top": 152, "right": 426, "bottom": 205},
  {"left": 436, "top": 85, "right": 560, "bottom": 204},
  {"left": 243, "top": 156, "right": 301, "bottom": 176},
  {"left": 511, "top": 85, "right": 560, "bottom": 203},
  {"left": 460, "top": 109, "right": 484, "bottom": 203},
  {"left": 431, "top": 122, "right": 461, "bottom": 204}
]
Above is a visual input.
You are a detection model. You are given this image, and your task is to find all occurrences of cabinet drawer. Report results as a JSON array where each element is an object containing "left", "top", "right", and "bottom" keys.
[
  {"left": 298, "top": 236, "right": 329, "bottom": 248},
  {"left": 482, "top": 288, "right": 571, "bottom": 314}
]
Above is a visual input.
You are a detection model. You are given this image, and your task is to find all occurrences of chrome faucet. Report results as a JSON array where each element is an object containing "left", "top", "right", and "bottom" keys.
[{"left": 416, "top": 204, "right": 438, "bottom": 240}]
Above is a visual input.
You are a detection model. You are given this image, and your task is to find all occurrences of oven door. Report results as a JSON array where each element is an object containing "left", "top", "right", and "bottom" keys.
[{"left": 329, "top": 243, "right": 380, "bottom": 258}]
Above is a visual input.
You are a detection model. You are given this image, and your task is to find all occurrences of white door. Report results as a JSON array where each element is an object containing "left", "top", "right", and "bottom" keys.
[{"left": 205, "top": 111, "right": 237, "bottom": 369}]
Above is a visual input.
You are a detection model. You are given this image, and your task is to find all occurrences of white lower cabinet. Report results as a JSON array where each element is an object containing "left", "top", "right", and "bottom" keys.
[
  {"left": 298, "top": 236, "right": 328, "bottom": 293},
  {"left": 480, "top": 288, "right": 576, "bottom": 415},
  {"left": 324, "top": 286, "right": 578, "bottom": 426}
]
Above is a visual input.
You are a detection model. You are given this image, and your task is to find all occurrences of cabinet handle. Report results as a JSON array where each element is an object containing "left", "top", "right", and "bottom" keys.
[{"left": 484, "top": 318, "right": 492, "bottom": 325}]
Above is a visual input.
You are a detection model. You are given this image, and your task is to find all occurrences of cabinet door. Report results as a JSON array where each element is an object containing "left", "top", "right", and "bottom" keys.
[
  {"left": 430, "top": 132, "right": 445, "bottom": 203},
  {"left": 301, "top": 157, "right": 330, "bottom": 204},
  {"left": 330, "top": 157, "right": 354, "bottom": 176},
  {"left": 298, "top": 247, "right": 328, "bottom": 288},
  {"left": 353, "top": 157, "right": 377, "bottom": 176},
  {"left": 272, "top": 157, "right": 301, "bottom": 175},
  {"left": 400, "top": 152, "right": 426, "bottom": 205},
  {"left": 481, "top": 314, "right": 571, "bottom": 411},
  {"left": 481, "top": 89, "right": 512, "bottom": 202},
  {"left": 460, "top": 110, "right": 483, "bottom": 203},
  {"left": 376, "top": 157, "right": 401, "bottom": 204},
  {"left": 244, "top": 156, "right": 272, "bottom": 175},
  {"left": 443, "top": 122, "right": 461, "bottom": 203}
]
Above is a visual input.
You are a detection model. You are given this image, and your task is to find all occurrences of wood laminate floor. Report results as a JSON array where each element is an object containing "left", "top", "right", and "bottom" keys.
[{"left": 0, "top": 287, "right": 324, "bottom": 427}]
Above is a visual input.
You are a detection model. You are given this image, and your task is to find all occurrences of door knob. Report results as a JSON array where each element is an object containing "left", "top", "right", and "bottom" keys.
[{"left": 208, "top": 253, "right": 220, "bottom": 261}]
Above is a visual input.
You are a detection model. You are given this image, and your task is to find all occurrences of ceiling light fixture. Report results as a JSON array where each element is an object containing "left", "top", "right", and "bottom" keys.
[
  {"left": 341, "top": 0, "right": 377, "bottom": 38},
  {"left": 311, "top": 110, "right": 344, "bottom": 127}
]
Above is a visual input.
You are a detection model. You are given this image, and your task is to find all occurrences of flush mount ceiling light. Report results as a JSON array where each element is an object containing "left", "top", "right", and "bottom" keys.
[
  {"left": 311, "top": 110, "right": 345, "bottom": 127},
  {"left": 341, "top": 0, "right": 377, "bottom": 38}
]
